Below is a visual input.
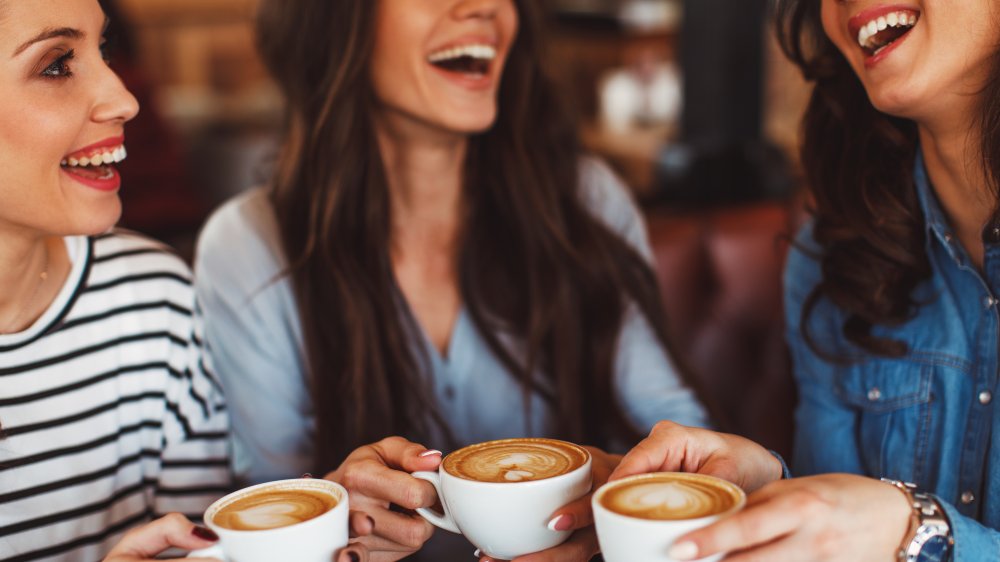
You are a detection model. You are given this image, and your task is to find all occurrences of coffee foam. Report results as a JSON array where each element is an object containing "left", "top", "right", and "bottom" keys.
[
  {"left": 443, "top": 438, "right": 588, "bottom": 483},
  {"left": 213, "top": 488, "right": 338, "bottom": 531},
  {"left": 601, "top": 474, "right": 741, "bottom": 520}
]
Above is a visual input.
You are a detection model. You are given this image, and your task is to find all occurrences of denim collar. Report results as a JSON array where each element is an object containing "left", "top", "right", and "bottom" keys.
[{"left": 914, "top": 148, "right": 970, "bottom": 268}]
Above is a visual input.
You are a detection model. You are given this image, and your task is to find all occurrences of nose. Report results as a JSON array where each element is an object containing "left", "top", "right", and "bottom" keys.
[
  {"left": 91, "top": 64, "right": 140, "bottom": 125},
  {"left": 452, "top": 0, "right": 504, "bottom": 20}
]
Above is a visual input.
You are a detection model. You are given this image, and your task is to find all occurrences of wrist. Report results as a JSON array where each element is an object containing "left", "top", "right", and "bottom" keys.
[{"left": 881, "top": 479, "right": 954, "bottom": 562}]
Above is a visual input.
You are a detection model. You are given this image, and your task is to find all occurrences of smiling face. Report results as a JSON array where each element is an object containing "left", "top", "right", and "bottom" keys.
[
  {"left": 0, "top": 0, "right": 138, "bottom": 240},
  {"left": 821, "top": 0, "right": 1000, "bottom": 124},
  {"left": 370, "top": 0, "right": 518, "bottom": 137}
]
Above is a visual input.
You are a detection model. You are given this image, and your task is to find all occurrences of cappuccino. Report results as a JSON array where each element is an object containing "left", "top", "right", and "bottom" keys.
[
  {"left": 600, "top": 473, "right": 742, "bottom": 520},
  {"left": 443, "top": 438, "right": 589, "bottom": 483},
  {"left": 213, "top": 487, "right": 339, "bottom": 531}
]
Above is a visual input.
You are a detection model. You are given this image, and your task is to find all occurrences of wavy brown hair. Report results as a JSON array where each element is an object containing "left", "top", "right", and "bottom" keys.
[
  {"left": 775, "top": 0, "right": 1000, "bottom": 357},
  {"left": 256, "top": 0, "right": 701, "bottom": 471}
]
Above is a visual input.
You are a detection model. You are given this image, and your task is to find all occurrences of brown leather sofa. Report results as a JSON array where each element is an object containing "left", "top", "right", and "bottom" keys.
[{"left": 645, "top": 201, "right": 800, "bottom": 457}]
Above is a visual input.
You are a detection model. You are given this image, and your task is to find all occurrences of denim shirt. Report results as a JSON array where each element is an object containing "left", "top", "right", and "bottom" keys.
[{"left": 785, "top": 151, "right": 1000, "bottom": 561}]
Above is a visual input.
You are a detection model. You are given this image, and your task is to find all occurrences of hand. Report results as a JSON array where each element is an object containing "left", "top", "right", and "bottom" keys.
[
  {"left": 325, "top": 436, "right": 443, "bottom": 562},
  {"left": 478, "top": 447, "right": 620, "bottom": 562},
  {"left": 102, "top": 513, "right": 221, "bottom": 562},
  {"left": 609, "top": 421, "right": 782, "bottom": 493},
  {"left": 102, "top": 512, "right": 372, "bottom": 562},
  {"left": 666, "top": 474, "right": 912, "bottom": 561}
]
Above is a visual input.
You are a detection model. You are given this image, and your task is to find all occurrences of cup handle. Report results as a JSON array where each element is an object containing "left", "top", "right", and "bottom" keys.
[
  {"left": 411, "top": 471, "right": 461, "bottom": 534},
  {"left": 188, "top": 544, "right": 226, "bottom": 560}
]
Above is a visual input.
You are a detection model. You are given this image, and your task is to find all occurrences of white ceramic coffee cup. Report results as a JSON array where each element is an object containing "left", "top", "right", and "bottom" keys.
[
  {"left": 593, "top": 472, "right": 746, "bottom": 562},
  {"left": 412, "top": 442, "right": 592, "bottom": 560},
  {"left": 188, "top": 478, "right": 348, "bottom": 562}
]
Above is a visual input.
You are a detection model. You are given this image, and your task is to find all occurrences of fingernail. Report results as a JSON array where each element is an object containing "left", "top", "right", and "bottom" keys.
[
  {"left": 546, "top": 513, "right": 575, "bottom": 531},
  {"left": 301, "top": 472, "right": 313, "bottom": 479},
  {"left": 366, "top": 515, "right": 375, "bottom": 530},
  {"left": 473, "top": 548, "right": 481, "bottom": 558},
  {"left": 668, "top": 541, "right": 699, "bottom": 560},
  {"left": 192, "top": 525, "right": 219, "bottom": 541},
  {"left": 419, "top": 449, "right": 443, "bottom": 457},
  {"left": 348, "top": 552, "right": 360, "bottom": 562}
]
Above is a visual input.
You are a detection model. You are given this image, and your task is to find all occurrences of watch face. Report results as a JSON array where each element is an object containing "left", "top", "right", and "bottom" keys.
[{"left": 918, "top": 535, "right": 952, "bottom": 562}]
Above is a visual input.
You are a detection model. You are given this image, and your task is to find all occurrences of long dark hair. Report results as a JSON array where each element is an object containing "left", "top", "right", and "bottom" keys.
[
  {"left": 775, "top": 0, "right": 1000, "bottom": 357},
  {"left": 256, "top": 0, "right": 700, "bottom": 470}
]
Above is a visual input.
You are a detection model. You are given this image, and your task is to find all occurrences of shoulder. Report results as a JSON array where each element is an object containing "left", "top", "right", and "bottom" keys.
[
  {"left": 195, "top": 188, "right": 287, "bottom": 297},
  {"left": 88, "top": 230, "right": 193, "bottom": 293},
  {"left": 783, "top": 220, "right": 852, "bottom": 354},
  {"left": 576, "top": 156, "right": 651, "bottom": 257},
  {"left": 783, "top": 220, "right": 824, "bottom": 316},
  {"left": 577, "top": 156, "right": 642, "bottom": 232}
]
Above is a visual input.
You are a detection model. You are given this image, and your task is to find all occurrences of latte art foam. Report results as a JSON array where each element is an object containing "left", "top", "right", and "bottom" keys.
[
  {"left": 213, "top": 489, "right": 338, "bottom": 531},
  {"left": 444, "top": 438, "right": 589, "bottom": 483},
  {"left": 601, "top": 474, "right": 741, "bottom": 520}
]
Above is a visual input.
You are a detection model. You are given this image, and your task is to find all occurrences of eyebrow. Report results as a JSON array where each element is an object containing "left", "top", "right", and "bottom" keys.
[{"left": 12, "top": 27, "right": 84, "bottom": 57}]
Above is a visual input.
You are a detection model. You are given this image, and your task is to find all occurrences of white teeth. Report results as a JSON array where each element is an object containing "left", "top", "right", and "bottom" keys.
[
  {"left": 427, "top": 44, "right": 497, "bottom": 63},
  {"left": 856, "top": 11, "right": 918, "bottom": 50},
  {"left": 61, "top": 144, "right": 128, "bottom": 168}
]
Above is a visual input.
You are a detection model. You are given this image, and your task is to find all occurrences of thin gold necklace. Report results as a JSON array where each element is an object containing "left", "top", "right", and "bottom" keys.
[{"left": 1, "top": 246, "right": 50, "bottom": 335}]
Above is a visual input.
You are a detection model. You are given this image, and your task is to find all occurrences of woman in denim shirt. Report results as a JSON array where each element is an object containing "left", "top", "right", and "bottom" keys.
[{"left": 602, "top": 0, "right": 1000, "bottom": 560}]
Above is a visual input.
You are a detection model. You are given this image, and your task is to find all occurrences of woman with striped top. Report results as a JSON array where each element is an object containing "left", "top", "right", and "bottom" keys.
[{"left": 0, "top": 1, "right": 241, "bottom": 560}]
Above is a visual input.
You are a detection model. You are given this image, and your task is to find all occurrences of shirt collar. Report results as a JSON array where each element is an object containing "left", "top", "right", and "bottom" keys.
[{"left": 914, "top": 148, "right": 969, "bottom": 267}]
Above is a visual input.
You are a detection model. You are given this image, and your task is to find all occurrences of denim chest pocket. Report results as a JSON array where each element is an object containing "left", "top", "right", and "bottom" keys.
[{"left": 835, "top": 363, "right": 936, "bottom": 483}]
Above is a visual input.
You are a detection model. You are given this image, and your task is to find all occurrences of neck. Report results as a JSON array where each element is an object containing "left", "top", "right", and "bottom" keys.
[
  {"left": 918, "top": 119, "right": 994, "bottom": 268},
  {"left": 375, "top": 111, "right": 468, "bottom": 254},
  {"left": 0, "top": 231, "right": 55, "bottom": 333}
]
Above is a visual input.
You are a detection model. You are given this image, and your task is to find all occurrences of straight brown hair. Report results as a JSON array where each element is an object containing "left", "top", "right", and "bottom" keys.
[{"left": 256, "top": 0, "right": 703, "bottom": 471}]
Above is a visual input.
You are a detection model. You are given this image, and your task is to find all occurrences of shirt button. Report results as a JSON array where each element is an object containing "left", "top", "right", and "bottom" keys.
[
  {"left": 961, "top": 491, "right": 975, "bottom": 504},
  {"left": 980, "top": 391, "right": 993, "bottom": 405},
  {"left": 943, "top": 232, "right": 954, "bottom": 243},
  {"left": 985, "top": 296, "right": 999, "bottom": 309},
  {"left": 867, "top": 387, "right": 882, "bottom": 401}
]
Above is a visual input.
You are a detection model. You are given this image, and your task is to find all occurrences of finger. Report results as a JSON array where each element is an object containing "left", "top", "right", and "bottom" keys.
[
  {"left": 339, "top": 458, "right": 439, "bottom": 510},
  {"left": 349, "top": 510, "right": 376, "bottom": 538},
  {"left": 368, "top": 436, "right": 443, "bottom": 473},
  {"left": 510, "top": 529, "right": 599, "bottom": 562},
  {"left": 335, "top": 543, "right": 370, "bottom": 562},
  {"left": 545, "top": 495, "right": 592, "bottom": 532},
  {"left": 667, "top": 495, "right": 801, "bottom": 560},
  {"left": 366, "top": 506, "right": 435, "bottom": 551},
  {"left": 546, "top": 447, "right": 616, "bottom": 531},
  {"left": 105, "top": 514, "right": 218, "bottom": 558},
  {"left": 608, "top": 423, "right": 691, "bottom": 481}
]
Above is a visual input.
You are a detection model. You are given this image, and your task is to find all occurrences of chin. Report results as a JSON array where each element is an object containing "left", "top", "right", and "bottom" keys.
[
  {"left": 72, "top": 203, "right": 123, "bottom": 237},
  {"left": 859, "top": 78, "right": 921, "bottom": 120}
]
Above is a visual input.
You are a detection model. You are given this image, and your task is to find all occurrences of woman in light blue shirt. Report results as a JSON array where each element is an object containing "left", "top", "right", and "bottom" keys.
[
  {"left": 195, "top": 1, "right": 708, "bottom": 561},
  {"left": 608, "top": 0, "right": 1000, "bottom": 561}
]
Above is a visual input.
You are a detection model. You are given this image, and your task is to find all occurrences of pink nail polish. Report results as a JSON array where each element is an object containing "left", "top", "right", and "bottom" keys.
[{"left": 546, "top": 514, "right": 575, "bottom": 531}]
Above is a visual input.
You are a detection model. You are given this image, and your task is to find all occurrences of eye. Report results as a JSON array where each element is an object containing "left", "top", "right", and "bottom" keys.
[{"left": 41, "top": 49, "right": 75, "bottom": 79}]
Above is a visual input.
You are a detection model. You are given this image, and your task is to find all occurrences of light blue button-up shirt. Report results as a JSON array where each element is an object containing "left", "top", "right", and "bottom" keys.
[
  {"left": 195, "top": 159, "right": 709, "bottom": 487},
  {"left": 786, "top": 150, "right": 1000, "bottom": 561}
]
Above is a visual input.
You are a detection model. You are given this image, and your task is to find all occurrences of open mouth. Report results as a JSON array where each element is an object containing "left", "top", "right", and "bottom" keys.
[
  {"left": 61, "top": 144, "right": 127, "bottom": 181},
  {"left": 856, "top": 10, "right": 919, "bottom": 57},
  {"left": 427, "top": 44, "right": 497, "bottom": 77}
]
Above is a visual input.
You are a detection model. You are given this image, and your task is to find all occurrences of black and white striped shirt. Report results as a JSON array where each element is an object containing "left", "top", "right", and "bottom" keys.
[{"left": 0, "top": 232, "right": 231, "bottom": 562}]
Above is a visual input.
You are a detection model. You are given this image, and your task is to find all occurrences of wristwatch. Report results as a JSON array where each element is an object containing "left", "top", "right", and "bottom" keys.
[{"left": 881, "top": 479, "right": 955, "bottom": 562}]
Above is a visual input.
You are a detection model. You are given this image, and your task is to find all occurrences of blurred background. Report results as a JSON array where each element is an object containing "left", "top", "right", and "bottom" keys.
[{"left": 105, "top": 0, "right": 811, "bottom": 457}]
